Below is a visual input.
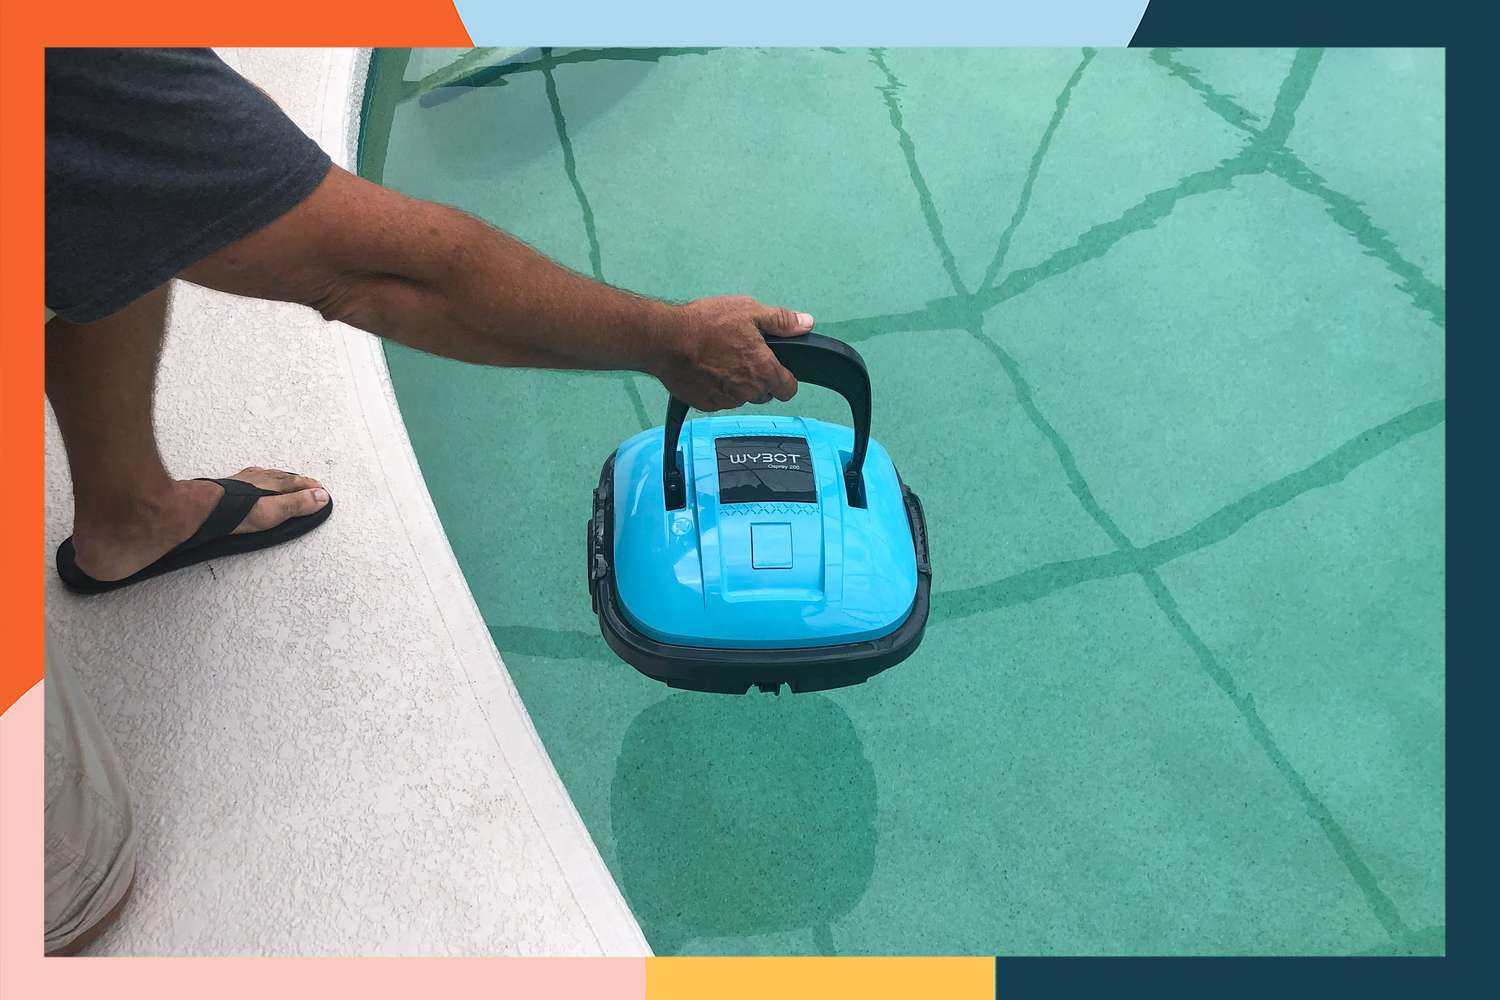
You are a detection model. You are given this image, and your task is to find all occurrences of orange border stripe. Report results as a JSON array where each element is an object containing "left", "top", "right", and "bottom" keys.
[{"left": 0, "top": 8, "right": 47, "bottom": 717}]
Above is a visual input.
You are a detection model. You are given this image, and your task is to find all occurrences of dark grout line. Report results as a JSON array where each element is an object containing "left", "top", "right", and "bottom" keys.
[
  {"left": 1270, "top": 151, "right": 1447, "bottom": 327},
  {"left": 970, "top": 327, "right": 1133, "bottom": 550},
  {"left": 866, "top": 43, "right": 1415, "bottom": 946},
  {"left": 869, "top": 49, "right": 970, "bottom": 296},
  {"left": 1149, "top": 48, "right": 1264, "bottom": 133},
  {"left": 543, "top": 56, "right": 603, "bottom": 281},
  {"left": 690, "top": 53, "right": 1292, "bottom": 350},
  {"left": 989, "top": 307, "right": 1415, "bottom": 944},
  {"left": 621, "top": 377, "right": 653, "bottom": 432},
  {"left": 980, "top": 48, "right": 1096, "bottom": 291},
  {"left": 835, "top": 47, "right": 1440, "bottom": 347},
  {"left": 542, "top": 52, "right": 653, "bottom": 432},
  {"left": 1136, "top": 399, "right": 1443, "bottom": 568},
  {"left": 817, "top": 146, "right": 1262, "bottom": 345},
  {"left": 978, "top": 147, "right": 1259, "bottom": 311},
  {"left": 935, "top": 398, "right": 1446, "bottom": 623},
  {"left": 1151, "top": 47, "right": 1445, "bottom": 330},
  {"left": 1254, "top": 48, "right": 1323, "bottom": 152},
  {"left": 814, "top": 302, "right": 957, "bottom": 343},
  {"left": 1136, "top": 568, "right": 1415, "bottom": 943}
]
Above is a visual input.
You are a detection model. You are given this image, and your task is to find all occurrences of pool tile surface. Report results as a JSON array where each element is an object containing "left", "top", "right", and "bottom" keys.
[
  {"left": 1157, "top": 425, "right": 1445, "bottom": 942},
  {"left": 360, "top": 47, "right": 1445, "bottom": 955}
]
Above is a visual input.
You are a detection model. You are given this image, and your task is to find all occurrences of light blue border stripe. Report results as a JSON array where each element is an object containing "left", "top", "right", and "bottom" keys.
[{"left": 451, "top": 1, "right": 1150, "bottom": 47}]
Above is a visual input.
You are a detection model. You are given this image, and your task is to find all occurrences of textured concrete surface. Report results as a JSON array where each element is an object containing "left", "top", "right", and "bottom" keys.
[
  {"left": 44, "top": 48, "right": 647, "bottom": 956},
  {"left": 364, "top": 48, "right": 1444, "bottom": 955}
]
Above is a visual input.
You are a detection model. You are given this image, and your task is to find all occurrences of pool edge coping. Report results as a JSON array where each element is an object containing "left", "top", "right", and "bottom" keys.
[{"left": 320, "top": 47, "right": 650, "bottom": 958}]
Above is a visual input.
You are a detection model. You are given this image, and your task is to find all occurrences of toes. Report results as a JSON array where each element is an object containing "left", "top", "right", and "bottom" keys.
[
  {"left": 272, "top": 471, "right": 323, "bottom": 493},
  {"left": 232, "top": 466, "right": 324, "bottom": 493},
  {"left": 233, "top": 487, "right": 331, "bottom": 534}
]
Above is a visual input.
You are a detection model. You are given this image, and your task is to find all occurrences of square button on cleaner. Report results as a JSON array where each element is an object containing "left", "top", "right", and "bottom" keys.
[
  {"left": 749, "top": 523, "right": 794, "bottom": 570},
  {"left": 587, "top": 333, "right": 932, "bottom": 694}
]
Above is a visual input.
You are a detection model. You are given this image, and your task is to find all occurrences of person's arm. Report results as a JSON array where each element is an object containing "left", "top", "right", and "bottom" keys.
[{"left": 182, "top": 165, "right": 810, "bottom": 411}]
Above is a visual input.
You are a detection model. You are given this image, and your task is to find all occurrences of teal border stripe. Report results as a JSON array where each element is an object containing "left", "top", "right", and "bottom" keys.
[{"left": 450, "top": 1, "right": 1149, "bottom": 46}]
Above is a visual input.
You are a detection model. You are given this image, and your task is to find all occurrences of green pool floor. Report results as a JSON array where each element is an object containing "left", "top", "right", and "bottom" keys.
[{"left": 358, "top": 47, "right": 1445, "bottom": 956}]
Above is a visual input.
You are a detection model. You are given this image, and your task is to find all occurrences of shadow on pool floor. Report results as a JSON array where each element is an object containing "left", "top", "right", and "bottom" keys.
[{"left": 611, "top": 692, "right": 877, "bottom": 955}]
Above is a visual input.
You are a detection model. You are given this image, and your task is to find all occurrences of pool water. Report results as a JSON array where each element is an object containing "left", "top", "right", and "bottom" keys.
[{"left": 358, "top": 47, "right": 1444, "bottom": 955}]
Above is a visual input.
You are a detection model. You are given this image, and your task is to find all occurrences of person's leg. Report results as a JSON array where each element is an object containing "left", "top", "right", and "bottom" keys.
[{"left": 46, "top": 282, "right": 331, "bottom": 582}]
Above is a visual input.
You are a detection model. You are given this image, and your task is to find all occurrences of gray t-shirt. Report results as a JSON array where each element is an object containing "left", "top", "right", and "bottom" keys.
[{"left": 45, "top": 48, "right": 332, "bottom": 323}]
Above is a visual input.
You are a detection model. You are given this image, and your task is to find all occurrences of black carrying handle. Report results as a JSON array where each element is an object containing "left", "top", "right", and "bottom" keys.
[{"left": 663, "top": 333, "right": 871, "bottom": 510}]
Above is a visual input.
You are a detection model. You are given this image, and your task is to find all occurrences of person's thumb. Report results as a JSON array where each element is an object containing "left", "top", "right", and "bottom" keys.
[{"left": 756, "top": 304, "right": 816, "bottom": 337}]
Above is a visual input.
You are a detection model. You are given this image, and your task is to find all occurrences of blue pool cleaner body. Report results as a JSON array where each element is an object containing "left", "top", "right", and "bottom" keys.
[{"left": 588, "top": 333, "right": 931, "bottom": 694}]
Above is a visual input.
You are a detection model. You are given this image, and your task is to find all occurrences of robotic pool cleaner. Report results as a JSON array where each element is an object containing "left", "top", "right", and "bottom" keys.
[{"left": 587, "top": 333, "right": 931, "bottom": 694}]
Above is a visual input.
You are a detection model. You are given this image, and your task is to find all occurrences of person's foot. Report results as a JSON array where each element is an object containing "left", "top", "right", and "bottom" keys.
[{"left": 68, "top": 467, "right": 330, "bottom": 582}]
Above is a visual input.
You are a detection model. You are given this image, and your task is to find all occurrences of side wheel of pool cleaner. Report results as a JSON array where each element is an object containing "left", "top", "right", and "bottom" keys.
[{"left": 587, "top": 332, "right": 931, "bottom": 694}]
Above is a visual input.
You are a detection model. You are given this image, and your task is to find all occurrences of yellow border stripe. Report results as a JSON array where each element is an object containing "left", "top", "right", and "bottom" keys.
[{"left": 647, "top": 957, "right": 994, "bottom": 999}]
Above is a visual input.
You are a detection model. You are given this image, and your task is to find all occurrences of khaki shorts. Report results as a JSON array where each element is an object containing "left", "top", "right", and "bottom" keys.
[{"left": 44, "top": 632, "right": 137, "bottom": 954}]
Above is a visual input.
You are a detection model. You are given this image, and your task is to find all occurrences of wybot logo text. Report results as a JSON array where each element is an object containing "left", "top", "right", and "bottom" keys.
[{"left": 728, "top": 451, "right": 803, "bottom": 465}]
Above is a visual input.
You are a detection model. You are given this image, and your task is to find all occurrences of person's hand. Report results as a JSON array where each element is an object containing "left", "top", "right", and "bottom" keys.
[{"left": 651, "top": 296, "right": 814, "bottom": 411}]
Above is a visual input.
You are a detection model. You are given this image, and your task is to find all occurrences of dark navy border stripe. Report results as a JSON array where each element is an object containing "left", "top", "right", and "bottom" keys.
[
  {"left": 1131, "top": 0, "right": 1454, "bottom": 45},
  {"left": 999, "top": 957, "right": 1444, "bottom": 997}
]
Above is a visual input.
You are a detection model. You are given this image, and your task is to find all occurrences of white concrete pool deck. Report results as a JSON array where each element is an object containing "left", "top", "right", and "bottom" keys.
[{"left": 43, "top": 48, "right": 648, "bottom": 956}]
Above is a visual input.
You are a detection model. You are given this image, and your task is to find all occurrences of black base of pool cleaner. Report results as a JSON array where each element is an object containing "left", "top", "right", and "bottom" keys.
[{"left": 587, "top": 333, "right": 931, "bottom": 694}]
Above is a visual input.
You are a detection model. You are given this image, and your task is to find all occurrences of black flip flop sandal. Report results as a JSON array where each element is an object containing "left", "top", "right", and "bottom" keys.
[{"left": 56, "top": 477, "right": 334, "bottom": 595}]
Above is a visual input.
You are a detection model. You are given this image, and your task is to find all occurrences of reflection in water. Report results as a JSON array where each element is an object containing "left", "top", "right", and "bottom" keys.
[
  {"left": 417, "top": 47, "right": 720, "bottom": 104},
  {"left": 611, "top": 692, "right": 877, "bottom": 955},
  {"left": 369, "top": 49, "right": 716, "bottom": 182},
  {"left": 409, "top": 57, "right": 658, "bottom": 177}
]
